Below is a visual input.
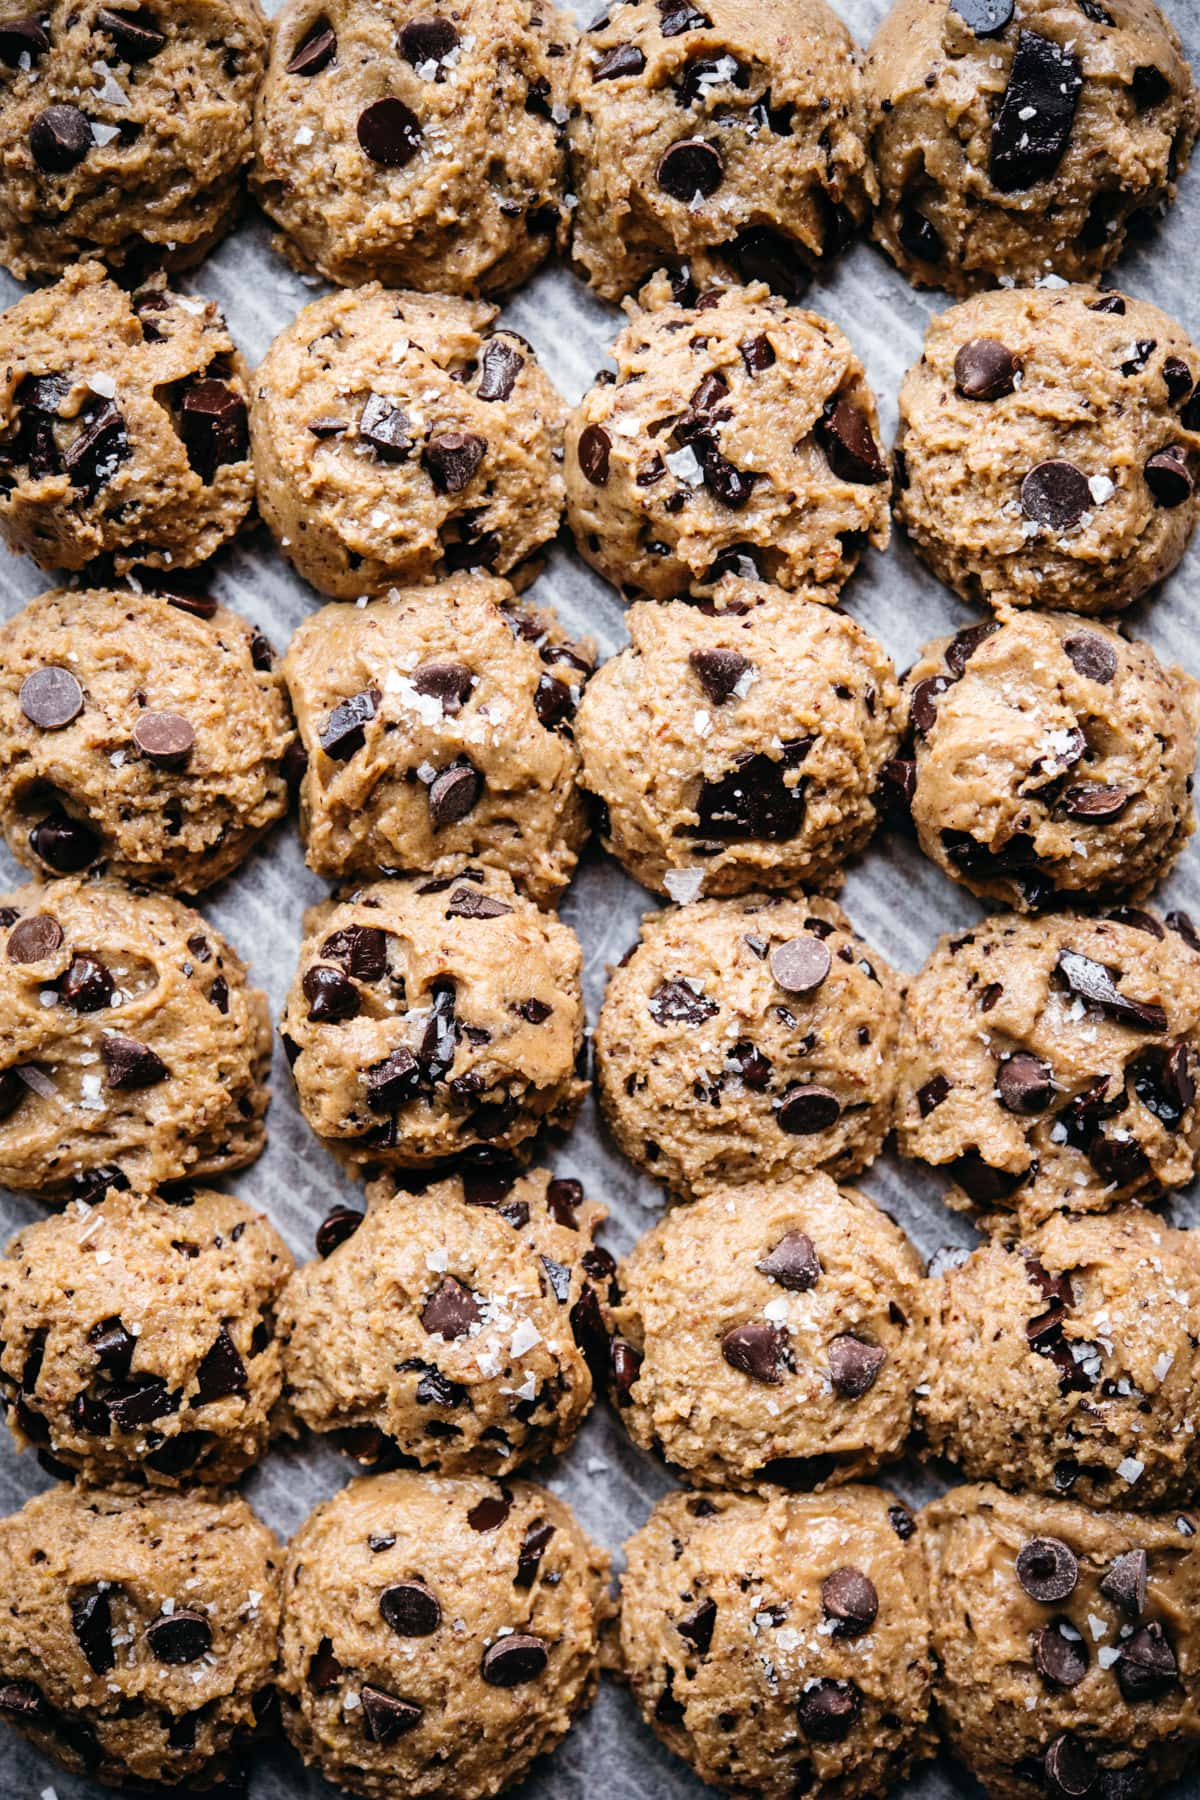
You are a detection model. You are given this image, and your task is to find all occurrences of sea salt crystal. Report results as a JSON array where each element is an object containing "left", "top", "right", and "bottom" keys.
[
  {"left": 664, "top": 867, "right": 704, "bottom": 904},
  {"left": 1117, "top": 1456, "right": 1145, "bottom": 1484}
]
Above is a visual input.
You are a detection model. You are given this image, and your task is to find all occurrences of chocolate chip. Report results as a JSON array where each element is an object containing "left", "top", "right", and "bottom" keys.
[
  {"left": 817, "top": 398, "right": 886, "bottom": 484},
  {"left": 7, "top": 914, "right": 62, "bottom": 963},
  {"left": 411, "top": 660, "right": 474, "bottom": 715},
  {"left": 302, "top": 964, "right": 360, "bottom": 1023},
  {"left": 796, "top": 1679, "right": 861, "bottom": 1742},
  {"left": 366, "top": 1048, "right": 420, "bottom": 1111},
  {"left": 570, "top": 1283, "right": 610, "bottom": 1382},
  {"left": 319, "top": 688, "right": 380, "bottom": 760},
  {"left": 101, "top": 1035, "right": 168, "bottom": 1089},
  {"left": 308, "top": 416, "right": 347, "bottom": 439},
  {"left": 400, "top": 16, "right": 458, "bottom": 65},
  {"left": 1021, "top": 460, "right": 1091, "bottom": 530},
  {"left": 316, "top": 1205, "right": 363, "bottom": 1256},
  {"left": 1131, "top": 1042, "right": 1194, "bottom": 1128},
  {"left": 910, "top": 674, "right": 952, "bottom": 735},
  {"left": 1163, "top": 355, "right": 1193, "bottom": 403},
  {"left": 1091, "top": 292, "right": 1126, "bottom": 314},
  {"left": 1034, "top": 1619, "right": 1089, "bottom": 1687},
  {"left": 657, "top": 0, "right": 711, "bottom": 36},
  {"left": 358, "top": 393, "right": 413, "bottom": 461},
  {"left": 689, "top": 646, "right": 749, "bottom": 705},
  {"left": 320, "top": 924, "right": 387, "bottom": 981},
  {"left": 1167, "top": 909, "right": 1200, "bottom": 950},
  {"left": 954, "top": 338, "right": 1022, "bottom": 400},
  {"left": 30, "top": 104, "right": 93, "bottom": 173},
  {"left": 1131, "top": 64, "right": 1171, "bottom": 111},
  {"left": 308, "top": 1637, "right": 343, "bottom": 1690},
  {"left": 546, "top": 1177, "right": 582, "bottom": 1227},
  {"left": 1145, "top": 445, "right": 1194, "bottom": 507},
  {"left": 828, "top": 1336, "right": 885, "bottom": 1398},
  {"left": 888, "top": 1504, "right": 916, "bottom": 1540},
  {"left": 1064, "top": 633, "right": 1117, "bottom": 684},
  {"left": 133, "top": 711, "right": 194, "bottom": 769},
  {"left": 480, "top": 1633, "right": 549, "bottom": 1686},
  {"left": 424, "top": 430, "right": 486, "bottom": 494},
  {"left": 723, "top": 225, "right": 808, "bottom": 300},
  {"left": 477, "top": 338, "right": 525, "bottom": 403},
  {"left": 577, "top": 422, "right": 613, "bottom": 489},
  {"left": 769, "top": 936, "right": 831, "bottom": 996},
  {"left": 361, "top": 1684, "right": 422, "bottom": 1743},
  {"left": 286, "top": 18, "right": 336, "bottom": 74},
  {"left": 445, "top": 885, "right": 511, "bottom": 919},
  {"left": 998, "top": 1052, "right": 1055, "bottom": 1114},
  {"left": 611, "top": 1337, "right": 642, "bottom": 1403},
  {"left": 898, "top": 204, "right": 944, "bottom": 263},
  {"left": 20, "top": 666, "right": 83, "bottom": 730},
  {"left": 467, "top": 1493, "right": 511, "bottom": 1532},
  {"left": 1100, "top": 1548, "right": 1147, "bottom": 1617},
  {"left": 1115, "top": 1623, "right": 1177, "bottom": 1700},
  {"left": 990, "top": 31, "right": 1082, "bottom": 191},
  {"left": 721, "top": 1319, "right": 789, "bottom": 1383},
  {"left": 945, "top": 620, "right": 1000, "bottom": 674},
  {"left": 428, "top": 760, "right": 483, "bottom": 826},
  {"left": 821, "top": 1568, "right": 878, "bottom": 1637},
  {"left": 1016, "top": 1536, "right": 1078, "bottom": 1602},
  {"left": 421, "top": 1276, "right": 479, "bottom": 1339},
  {"left": 380, "top": 1581, "right": 441, "bottom": 1636},
  {"left": 757, "top": 1230, "right": 820, "bottom": 1291},
  {"left": 70, "top": 1584, "right": 116, "bottom": 1677},
  {"left": 145, "top": 1610, "right": 211, "bottom": 1665},
  {"left": 777, "top": 1084, "right": 840, "bottom": 1135},
  {"left": 1044, "top": 1733, "right": 1098, "bottom": 1799},
  {"left": 1056, "top": 948, "right": 1168, "bottom": 1031},
  {"left": 179, "top": 380, "right": 248, "bottom": 482},
  {"left": 0, "top": 15, "right": 49, "bottom": 65},
  {"left": 516, "top": 1518, "right": 556, "bottom": 1588},
  {"left": 57, "top": 954, "right": 112, "bottom": 1013},
  {"left": 657, "top": 137, "right": 723, "bottom": 200},
  {"left": 357, "top": 97, "right": 422, "bottom": 166},
  {"left": 648, "top": 977, "right": 718, "bottom": 1027},
  {"left": 918, "top": 1074, "right": 951, "bottom": 1116},
  {"left": 690, "top": 742, "right": 810, "bottom": 842},
  {"left": 594, "top": 41, "right": 645, "bottom": 79},
  {"left": 676, "top": 1597, "right": 716, "bottom": 1654},
  {"left": 949, "top": 0, "right": 1013, "bottom": 33},
  {"left": 88, "top": 1316, "right": 135, "bottom": 1375},
  {"left": 739, "top": 333, "right": 776, "bottom": 375}
]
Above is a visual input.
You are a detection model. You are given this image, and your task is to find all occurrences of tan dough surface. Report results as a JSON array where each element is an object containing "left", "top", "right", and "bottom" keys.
[
  {"left": 282, "top": 577, "right": 591, "bottom": 908},
  {"left": 565, "top": 278, "right": 890, "bottom": 601},
  {"left": 896, "top": 909, "right": 1200, "bottom": 1229},
  {"left": 252, "top": 0, "right": 573, "bottom": 293},
  {"left": 610, "top": 1176, "right": 928, "bottom": 1491},
  {"left": 923, "top": 1483, "right": 1200, "bottom": 1800},
  {"left": 595, "top": 892, "right": 901, "bottom": 1200},
  {"left": 0, "top": 1483, "right": 281, "bottom": 1788},
  {"left": 867, "top": 0, "right": 1198, "bottom": 294},
  {"left": 279, "top": 1470, "right": 610, "bottom": 1800},
  {"left": 894, "top": 284, "right": 1200, "bottom": 614},
  {"left": 0, "top": 875, "right": 271, "bottom": 1198},
  {"left": 620, "top": 1484, "right": 935, "bottom": 1800},
  {"left": 0, "top": 263, "right": 254, "bottom": 575}
]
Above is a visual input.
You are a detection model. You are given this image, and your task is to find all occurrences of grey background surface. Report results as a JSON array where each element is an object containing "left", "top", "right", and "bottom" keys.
[{"left": 3, "top": 0, "right": 1200, "bottom": 1794}]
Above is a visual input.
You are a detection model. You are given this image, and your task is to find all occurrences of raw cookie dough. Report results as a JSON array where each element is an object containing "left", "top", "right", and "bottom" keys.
[
  {"left": 894, "top": 285, "right": 1200, "bottom": 614},
  {"left": 567, "top": 0, "right": 877, "bottom": 302},
  {"left": 566, "top": 278, "right": 890, "bottom": 601},
  {"left": 279, "top": 1470, "right": 609, "bottom": 1800},
  {"left": 282, "top": 577, "right": 592, "bottom": 908},
  {"left": 0, "top": 0, "right": 266, "bottom": 281},
  {"left": 923, "top": 1483, "right": 1200, "bottom": 1800},
  {"left": 576, "top": 587, "right": 902, "bottom": 899},
  {"left": 281, "top": 1166, "right": 608, "bottom": 1475},
  {"left": 866, "top": 0, "right": 1199, "bottom": 295},
  {"left": 900, "top": 611, "right": 1200, "bottom": 911},
  {"left": 896, "top": 908, "right": 1200, "bottom": 1230},
  {"left": 0, "top": 1483, "right": 281, "bottom": 1788},
  {"left": 608, "top": 1175, "right": 928, "bottom": 1491},
  {"left": 0, "top": 875, "right": 271, "bottom": 1199},
  {"left": 0, "top": 586, "right": 295, "bottom": 895},
  {"left": 280, "top": 870, "right": 586, "bottom": 1175},
  {"left": 252, "top": 0, "right": 574, "bottom": 293},
  {"left": 621, "top": 1484, "right": 935, "bottom": 1800},
  {"left": 922, "top": 1210, "right": 1200, "bottom": 1511},
  {"left": 595, "top": 892, "right": 902, "bottom": 1200},
  {"left": 0, "top": 1186, "right": 292, "bottom": 1486},
  {"left": 0, "top": 262, "right": 254, "bottom": 576}
]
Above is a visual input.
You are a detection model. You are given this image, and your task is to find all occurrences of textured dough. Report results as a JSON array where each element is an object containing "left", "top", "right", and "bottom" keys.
[
  {"left": 866, "top": 0, "right": 1199, "bottom": 294},
  {"left": 281, "top": 870, "right": 586, "bottom": 1175},
  {"left": 0, "top": 262, "right": 254, "bottom": 575},
  {"left": 566, "top": 277, "right": 890, "bottom": 601},
  {"left": 896, "top": 908, "right": 1200, "bottom": 1230},
  {"left": 609, "top": 1176, "right": 927, "bottom": 1491},
  {"left": 0, "top": 0, "right": 265, "bottom": 281},
  {"left": 923, "top": 1482, "right": 1200, "bottom": 1800},
  {"left": 0, "top": 586, "right": 294, "bottom": 896},
  {"left": 595, "top": 892, "right": 901, "bottom": 1200},
  {"left": 567, "top": 0, "right": 877, "bottom": 302},
  {"left": 251, "top": 284, "right": 566, "bottom": 598},
  {"left": 922, "top": 1210, "right": 1200, "bottom": 1512},
  {"left": 894, "top": 285, "right": 1200, "bottom": 614},
  {"left": 282, "top": 577, "right": 591, "bottom": 908},
  {"left": 902, "top": 610, "right": 1199, "bottom": 911},
  {"left": 577, "top": 587, "right": 901, "bottom": 899},
  {"left": 279, "top": 1470, "right": 609, "bottom": 1800},
  {"left": 0, "top": 1483, "right": 281, "bottom": 1788},
  {"left": 0, "top": 875, "right": 271, "bottom": 1199},
  {"left": 0, "top": 1186, "right": 293, "bottom": 1486},
  {"left": 252, "top": 0, "right": 573, "bottom": 293},
  {"left": 620, "top": 1484, "right": 935, "bottom": 1800}
]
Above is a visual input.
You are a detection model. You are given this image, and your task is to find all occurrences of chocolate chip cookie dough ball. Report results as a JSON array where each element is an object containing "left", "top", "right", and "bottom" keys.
[
  {"left": 900, "top": 612, "right": 1199, "bottom": 912},
  {"left": 281, "top": 871, "right": 586, "bottom": 1176},
  {"left": 896, "top": 909, "right": 1200, "bottom": 1231},
  {"left": 866, "top": 0, "right": 1198, "bottom": 295},
  {"left": 568, "top": 0, "right": 877, "bottom": 302},
  {"left": 0, "top": 263, "right": 253, "bottom": 577},
  {"left": 279, "top": 1470, "right": 609, "bottom": 1800},
  {"left": 621, "top": 1485, "right": 935, "bottom": 1800},
  {"left": 253, "top": 0, "right": 573, "bottom": 293},
  {"left": 0, "top": 876, "right": 271, "bottom": 1199},
  {"left": 924, "top": 1483, "right": 1200, "bottom": 1800},
  {"left": 0, "top": 1483, "right": 280, "bottom": 1787},
  {"left": 0, "top": 1186, "right": 292, "bottom": 1485},
  {"left": 895, "top": 285, "right": 1200, "bottom": 614},
  {"left": 595, "top": 893, "right": 901, "bottom": 1200},
  {"left": 282, "top": 577, "right": 591, "bottom": 908},
  {"left": 922, "top": 1211, "right": 1200, "bottom": 1511},
  {"left": 577, "top": 588, "right": 902, "bottom": 900},
  {"left": 566, "top": 278, "right": 890, "bottom": 602}
]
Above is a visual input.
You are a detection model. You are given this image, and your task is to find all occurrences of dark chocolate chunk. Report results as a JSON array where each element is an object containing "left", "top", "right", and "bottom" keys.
[
  {"left": 421, "top": 1276, "right": 480, "bottom": 1339},
  {"left": 657, "top": 0, "right": 711, "bottom": 36},
  {"left": 320, "top": 924, "right": 387, "bottom": 981},
  {"left": 179, "top": 380, "right": 248, "bottom": 482},
  {"left": 400, "top": 16, "right": 458, "bottom": 65},
  {"left": 424, "top": 430, "right": 486, "bottom": 493},
  {"left": 286, "top": 18, "right": 336, "bottom": 74},
  {"left": 316, "top": 1204, "right": 363, "bottom": 1256},
  {"left": 476, "top": 337, "right": 525, "bottom": 403},
  {"left": 1064, "top": 632, "right": 1117, "bottom": 684},
  {"left": 63, "top": 400, "right": 129, "bottom": 499},
  {"left": 949, "top": 0, "right": 1013, "bottom": 33},
  {"left": 358, "top": 393, "right": 413, "bottom": 461},
  {"left": 319, "top": 687, "right": 380, "bottom": 760},
  {"left": 577, "top": 423, "right": 611, "bottom": 485},
  {"left": 1115, "top": 1623, "right": 1177, "bottom": 1700},
  {"left": 990, "top": 31, "right": 1083, "bottom": 192},
  {"left": 1056, "top": 948, "right": 1168, "bottom": 1030},
  {"left": 445, "top": 885, "right": 511, "bottom": 919},
  {"left": 918, "top": 1074, "right": 951, "bottom": 1116},
  {"left": 1034, "top": 1619, "right": 1089, "bottom": 1687},
  {"left": 676, "top": 1597, "right": 716, "bottom": 1654},
  {"left": 0, "top": 14, "right": 49, "bottom": 65},
  {"left": 1145, "top": 445, "right": 1194, "bottom": 507},
  {"left": 361, "top": 1684, "right": 422, "bottom": 1743},
  {"left": 302, "top": 964, "right": 360, "bottom": 1023},
  {"left": 101, "top": 1035, "right": 168, "bottom": 1089},
  {"left": 689, "top": 742, "right": 810, "bottom": 841},
  {"left": 796, "top": 1678, "right": 861, "bottom": 1741},
  {"left": 366, "top": 1049, "right": 420, "bottom": 1112},
  {"left": 1061, "top": 783, "right": 1130, "bottom": 820},
  {"left": 1044, "top": 1733, "right": 1097, "bottom": 1799},
  {"left": 70, "top": 1585, "right": 115, "bottom": 1675},
  {"left": 998, "top": 1052, "right": 1055, "bottom": 1114},
  {"left": 515, "top": 1518, "right": 556, "bottom": 1588},
  {"left": 145, "top": 1609, "right": 212, "bottom": 1665},
  {"left": 648, "top": 977, "right": 718, "bottom": 1027},
  {"left": 816, "top": 398, "right": 886, "bottom": 484},
  {"left": 898, "top": 204, "right": 944, "bottom": 263},
  {"left": 593, "top": 41, "right": 645, "bottom": 79}
]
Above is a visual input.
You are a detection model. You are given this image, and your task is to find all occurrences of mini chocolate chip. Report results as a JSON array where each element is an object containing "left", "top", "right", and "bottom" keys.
[
  {"left": 0, "top": 15, "right": 49, "bottom": 65},
  {"left": 516, "top": 1518, "right": 556, "bottom": 1587},
  {"left": 424, "top": 431, "right": 486, "bottom": 494},
  {"left": 357, "top": 96, "right": 422, "bottom": 166},
  {"left": 1064, "top": 633, "right": 1117, "bottom": 684},
  {"left": 998, "top": 1052, "right": 1055, "bottom": 1114},
  {"left": 649, "top": 977, "right": 718, "bottom": 1027},
  {"left": 411, "top": 660, "right": 474, "bottom": 715},
  {"left": 657, "top": 136, "right": 723, "bottom": 200},
  {"left": 287, "top": 18, "right": 336, "bottom": 74},
  {"left": 421, "top": 1276, "right": 480, "bottom": 1340},
  {"left": 990, "top": 31, "right": 1083, "bottom": 191},
  {"left": 1034, "top": 1619, "right": 1089, "bottom": 1687},
  {"left": 769, "top": 936, "right": 831, "bottom": 996},
  {"left": 30, "top": 104, "right": 93, "bottom": 172},
  {"left": 676, "top": 1597, "right": 716, "bottom": 1654},
  {"left": 777, "top": 1084, "right": 840, "bottom": 1134},
  {"left": 302, "top": 964, "right": 360, "bottom": 1023},
  {"left": 1145, "top": 445, "right": 1194, "bottom": 507},
  {"left": 477, "top": 338, "right": 524, "bottom": 403},
  {"left": 20, "top": 666, "right": 83, "bottom": 730},
  {"left": 594, "top": 41, "right": 645, "bottom": 79},
  {"left": 194, "top": 1325, "right": 247, "bottom": 1403},
  {"left": 7, "top": 914, "right": 62, "bottom": 963},
  {"left": 366, "top": 1048, "right": 420, "bottom": 1111},
  {"left": 757, "top": 1230, "right": 820, "bottom": 1291},
  {"left": 400, "top": 16, "right": 458, "bottom": 64},
  {"left": 320, "top": 688, "right": 380, "bottom": 760},
  {"left": 71, "top": 1584, "right": 115, "bottom": 1674},
  {"left": 721, "top": 1319, "right": 789, "bottom": 1383},
  {"left": 320, "top": 924, "right": 388, "bottom": 980},
  {"left": 949, "top": 0, "right": 1013, "bottom": 32},
  {"left": 821, "top": 1568, "right": 878, "bottom": 1637},
  {"left": 467, "top": 1493, "right": 512, "bottom": 1532},
  {"left": 145, "top": 1610, "right": 211, "bottom": 1665},
  {"left": 954, "top": 338, "right": 1022, "bottom": 400},
  {"left": 480, "top": 1633, "right": 548, "bottom": 1686},
  {"left": 1021, "top": 460, "right": 1091, "bottom": 530},
  {"left": 380, "top": 1581, "right": 441, "bottom": 1636},
  {"left": 797, "top": 1678, "right": 861, "bottom": 1742},
  {"left": 316, "top": 1205, "right": 363, "bottom": 1256},
  {"left": 133, "top": 711, "right": 194, "bottom": 769},
  {"left": 816, "top": 398, "right": 886, "bottom": 484},
  {"left": 358, "top": 393, "right": 413, "bottom": 460},
  {"left": 1115, "top": 1623, "right": 1177, "bottom": 1700},
  {"left": 179, "top": 380, "right": 248, "bottom": 482},
  {"left": 918, "top": 1074, "right": 951, "bottom": 1116},
  {"left": 101, "top": 1035, "right": 168, "bottom": 1089},
  {"left": 828, "top": 1336, "right": 885, "bottom": 1398},
  {"left": 59, "top": 954, "right": 114, "bottom": 1012},
  {"left": 1016, "top": 1536, "right": 1078, "bottom": 1602},
  {"left": 1056, "top": 948, "right": 1167, "bottom": 1031},
  {"left": 689, "top": 646, "right": 750, "bottom": 705},
  {"left": 1100, "top": 1548, "right": 1147, "bottom": 1617},
  {"left": 361, "top": 1684, "right": 423, "bottom": 1744},
  {"left": 1044, "top": 1733, "right": 1097, "bottom": 1799}
]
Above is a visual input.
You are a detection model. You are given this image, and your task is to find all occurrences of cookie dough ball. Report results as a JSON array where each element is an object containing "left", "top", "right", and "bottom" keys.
[
  {"left": 922, "top": 1211, "right": 1200, "bottom": 1511},
  {"left": 596, "top": 893, "right": 901, "bottom": 1199},
  {"left": 568, "top": 0, "right": 876, "bottom": 302},
  {"left": 0, "top": 1483, "right": 281, "bottom": 1788},
  {"left": 281, "top": 871, "right": 586, "bottom": 1175},
  {"left": 577, "top": 588, "right": 902, "bottom": 899},
  {"left": 866, "top": 0, "right": 1198, "bottom": 295},
  {"left": 901, "top": 611, "right": 1199, "bottom": 911},
  {"left": 0, "top": 263, "right": 254, "bottom": 576},
  {"left": 282, "top": 577, "right": 591, "bottom": 908},
  {"left": 0, "top": 1187, "right": 292, "bottom": 1485},
  {"left": 896, "top": 909, "right": 1200, "bottom": 1230},
  {"left": 621, "top": 1484, "right": 935, "bottom": 1800},
  {"left": 253, "top": 0, "right": 573, "bottom": 293},
  {"left": 895, "top": 285, "right": 1200, "bottom": 615},
  {"left": 279, "top": 1470, "right": 608, "bottom": 1800},
  {"left": 0, "top": 875, "right": 271, "bottom": 1199},
  {"left": 924, "top": 1483, "right": 1200, "bottom": 1800},
  {"left": 566, "top": 280, "right": 890, "bottom": 602}
]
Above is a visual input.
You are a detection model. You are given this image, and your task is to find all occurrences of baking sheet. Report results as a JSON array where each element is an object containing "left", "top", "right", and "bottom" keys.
[{"left": 4, "top": 0, "right": 1200, "bottom": 1793}]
